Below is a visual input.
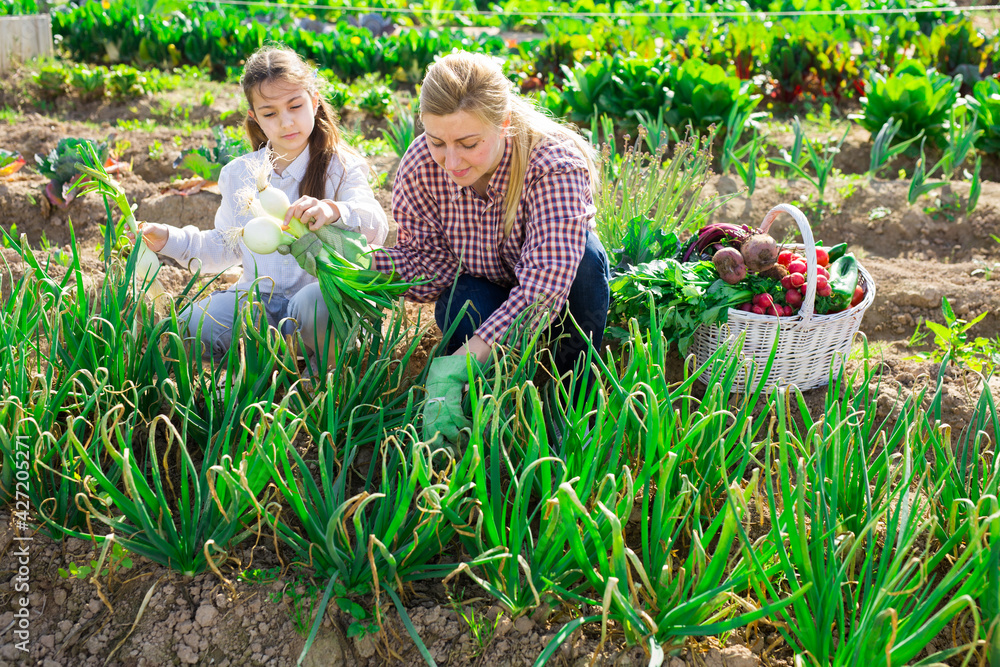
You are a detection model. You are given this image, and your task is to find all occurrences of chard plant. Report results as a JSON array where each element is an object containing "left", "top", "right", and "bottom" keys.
[
  {"left": 665, "top": 58, "right": 759, "bottom": 133},
  {"left": 558, "top": 57, "right": 615, "bottom": 124}
]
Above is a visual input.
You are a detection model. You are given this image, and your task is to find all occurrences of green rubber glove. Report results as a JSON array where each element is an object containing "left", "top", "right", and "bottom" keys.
[
  {"left": 421, "top": 355, "right": 476, "bottom": 445},
  {"left": 277, "top": 225, "right": 370, "bottom": 276}
]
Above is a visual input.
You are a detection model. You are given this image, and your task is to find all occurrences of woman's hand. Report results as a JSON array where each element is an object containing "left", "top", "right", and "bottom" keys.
[
  {"left": 285, "top": 196, "right": 342, "bottom": 231},
  {"left": 128, "top": 222, "right": 168, "bottom": 252},
  {"left": 456, "top": 335, "right": 491, "bottom": 364}
]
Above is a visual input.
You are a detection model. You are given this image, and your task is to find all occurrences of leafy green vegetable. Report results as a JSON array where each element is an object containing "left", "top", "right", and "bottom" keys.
[
  {"left": 35, "top": 137, "right": 110, "bottom": 206},
  {"left": 856, "top": 59, "right": 960, "bottom": 146},
  {"left": 0, "top": 149, "right": 26, "bottom": 178},
  {"left": 607, "top": 258, "right": 752, "bottom": 354},
  {"left": 611, "top": 215, "right": 683, "bottom": 269},
  {"left": 665, "top": 59, "right": 759, "bottom": 133},
  {"left": 972, "top": 78, "right": 1000, "bottom": 155},
  {"left": 173, "top": 125, "right": 248, "bottom": 181},
  {"left": 35, "top": 138, "right": 109, "bottom": 189}
]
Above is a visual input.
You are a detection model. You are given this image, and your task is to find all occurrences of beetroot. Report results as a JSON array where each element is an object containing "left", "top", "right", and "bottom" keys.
[
  {"left": 713, "top": 247, "right": 747, "bottom": 285},
  {"left": 759, "top": 263, "right": 789, "bottom": 281},
  {"left": 740, "top": 233, "right": 779, "bottom": 273}
]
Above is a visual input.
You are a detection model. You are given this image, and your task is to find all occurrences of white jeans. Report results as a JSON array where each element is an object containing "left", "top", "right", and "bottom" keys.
[{"left": 179, "top": 283, "right": 330, "bottom": 361}]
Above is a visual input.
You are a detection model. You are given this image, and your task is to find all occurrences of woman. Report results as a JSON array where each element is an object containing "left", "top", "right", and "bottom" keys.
[{"left": 291, "top": 52, "right": 610, "bottom": 443}]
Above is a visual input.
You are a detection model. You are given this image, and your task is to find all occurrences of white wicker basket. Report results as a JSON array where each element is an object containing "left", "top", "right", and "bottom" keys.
[{"left": 691, "top": 203, "right": 876, "bottom": 392}]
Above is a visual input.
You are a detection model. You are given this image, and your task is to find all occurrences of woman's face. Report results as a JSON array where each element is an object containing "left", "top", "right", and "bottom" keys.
[
  {"left": 421, "top": 110, "right": 507, "bottom": 194},
  {"left": 248, "top": 80, "right": 319, "bottom": 167}
]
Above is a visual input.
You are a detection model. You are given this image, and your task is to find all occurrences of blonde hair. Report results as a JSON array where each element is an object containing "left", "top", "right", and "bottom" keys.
[
  {"left": 420, "top": 51, "right": 598, "bottom": 239},
  {"left": 241, "top": 45, "right": 356, "bottom": 200}
]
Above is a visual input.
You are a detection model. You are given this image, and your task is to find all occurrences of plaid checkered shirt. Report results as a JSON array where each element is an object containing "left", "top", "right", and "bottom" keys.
[
  {"left": 372, "top": 134, "right": 596, "bottom": 346},
  {"left": 159, "top": 145, "right": 387, "bottom": 298}
]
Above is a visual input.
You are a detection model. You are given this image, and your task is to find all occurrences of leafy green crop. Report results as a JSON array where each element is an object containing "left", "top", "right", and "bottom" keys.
[
  {"left": 173, "top": 125, "right": 248, "bottom": 181},
  {"left": 926, "top": 20, "right": 990, "bottom": 84},
  {"left": 972, "top": 78, "right": 1000, "bottom": 154},
  {"left": 665, "top": 59, "right": 758, "bottom": 133},
  {"left": 35, "top": 137, "right": 110, "bottom": 205},
  {"left": 607, "top": 258, "right": 752, "bottom": 354},
  {"left": 768, "top": 32, "right": 815, "bottom": 103},
  {"left": 558, "top": 57, "right": 615, "bottom": 124},
  {"left": 857, "top": 59, "right": 960, "bottom": 146}
]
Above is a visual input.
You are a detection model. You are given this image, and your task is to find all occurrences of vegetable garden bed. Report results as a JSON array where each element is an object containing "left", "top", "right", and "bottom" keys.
[{"left": 2, "top": 39, "right": 1000, "bottom": 667}]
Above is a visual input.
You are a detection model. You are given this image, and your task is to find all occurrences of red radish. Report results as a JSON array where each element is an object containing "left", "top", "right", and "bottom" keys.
[
  {"left": 740, "top": 233, "right": 779, "bottom": 273},
  {"left": 739, "top": 302, "right": 753, "bottom": 312},
  {"left": 816, "top": 247, "right": 829, "bottom": 267},
  {"left": 780, "top": 275, "right": 794, "bottom": 290},
  {"left": 766, "top": 305, "right": 779, "bottom": 316},
  {"left": 788, "top": 260, "right": 807, "bottom": 275},
  {"left": 777, "top": 250, "right": 793, "bottom": 266},
  {"left": 713, "top": 247, "right": 748, "bottom": 284},
  {"left": 818, "top": 282, "right": 832, "bottom": 297},
  {"left": 752, "top": 305, "right": 765, "bottom": 315},
  {"left": 785, "top": 288, "right": 803, "bottom": 307},
  {"left": 851, "top": 285, "right": 866, "bottom": 307},
  {"left": 756, "top": 293, "right": 774, "bottom": 309},
  {"left": 817, "top": 266, "right": 829, "bottom": 279},
  {"left": 790, "top": 273, "right": 805, "bottom": 288},
  {"left": 816, "top": 275, "right": 829, "bottom": 289}
]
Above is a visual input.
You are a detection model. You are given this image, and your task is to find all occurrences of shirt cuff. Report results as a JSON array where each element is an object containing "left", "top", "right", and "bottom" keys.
[
  {"left": 160, "top": 226, "right": 187, "bottom": 260},
  {"left": 331, "top": 201, "right": 360, "bottom": 229}
]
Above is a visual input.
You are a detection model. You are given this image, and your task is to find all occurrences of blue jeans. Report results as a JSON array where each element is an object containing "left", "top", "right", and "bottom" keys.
[
  {"left": 179, "top": 283, "right": 330, "bottom": 362},
  {"left": 434, "top": 231, "right": 610, "bottom": 378}
]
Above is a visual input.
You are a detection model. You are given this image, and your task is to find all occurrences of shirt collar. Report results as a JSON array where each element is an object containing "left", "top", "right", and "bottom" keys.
[
  {"left": 446, "top": 136, "right": 513, "bottom": 203},
  {"left": 274, "top": 145, "right": 310, "bottom": 183}
]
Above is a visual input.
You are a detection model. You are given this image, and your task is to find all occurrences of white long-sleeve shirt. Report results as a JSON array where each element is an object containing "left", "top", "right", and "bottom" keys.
[{"left": 159, "top": 145, "right": 388, "bottom": 298}]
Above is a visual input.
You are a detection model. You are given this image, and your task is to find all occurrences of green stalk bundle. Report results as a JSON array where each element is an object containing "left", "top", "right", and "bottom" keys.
[{"left": 736, "top": 366, "right": 991, "bottom": 665}]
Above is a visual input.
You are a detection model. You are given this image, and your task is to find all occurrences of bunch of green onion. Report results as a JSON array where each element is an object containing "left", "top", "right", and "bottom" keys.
[{"left": 236, "top": 160, "right": 414, "bottom": 343}]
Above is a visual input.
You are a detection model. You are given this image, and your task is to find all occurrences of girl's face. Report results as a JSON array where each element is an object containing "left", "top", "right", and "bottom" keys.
[
  {"left": 249, "top": 80, "right": 319, "bottom": 167},
  {"left": 421, "top": 110, "right": 507, "bottom": 195}
]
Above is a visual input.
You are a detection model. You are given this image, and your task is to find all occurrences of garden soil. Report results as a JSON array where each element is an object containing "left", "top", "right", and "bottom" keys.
[{"left": 1, "top": 97, "right": 999, "bottom": 667}]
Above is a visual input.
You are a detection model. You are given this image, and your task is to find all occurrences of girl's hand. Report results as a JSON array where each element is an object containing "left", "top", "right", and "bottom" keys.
[
  {"left": 285, "top": 196, "right": 342, "bottom": 231},
  {"left": 128, "top": 222, "right": 168, "bottom": 252}
]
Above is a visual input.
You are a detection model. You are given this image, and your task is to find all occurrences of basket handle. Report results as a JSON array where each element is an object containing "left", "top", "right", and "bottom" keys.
[{"left": 759, "top": 204, "right": 817, "bottom": 324}]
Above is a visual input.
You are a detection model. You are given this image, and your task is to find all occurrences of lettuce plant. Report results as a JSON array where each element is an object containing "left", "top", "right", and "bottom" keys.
[
  {"left": 972, "top": 78, "right": 1000, "bottom": 154},
  {"left": 857, "top": 59, "right": 961, "bottom": 146},
  {"left": 558, "top": 57, "right": 615, "bottom": 124},
  {"left": 665, "top": 59, "right": 758, "bottom": 133}
]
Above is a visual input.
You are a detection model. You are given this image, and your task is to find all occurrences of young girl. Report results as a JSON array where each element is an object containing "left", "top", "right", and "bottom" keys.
[{"left": 138, "top": 46, "right": 388, "bottom": 361}]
